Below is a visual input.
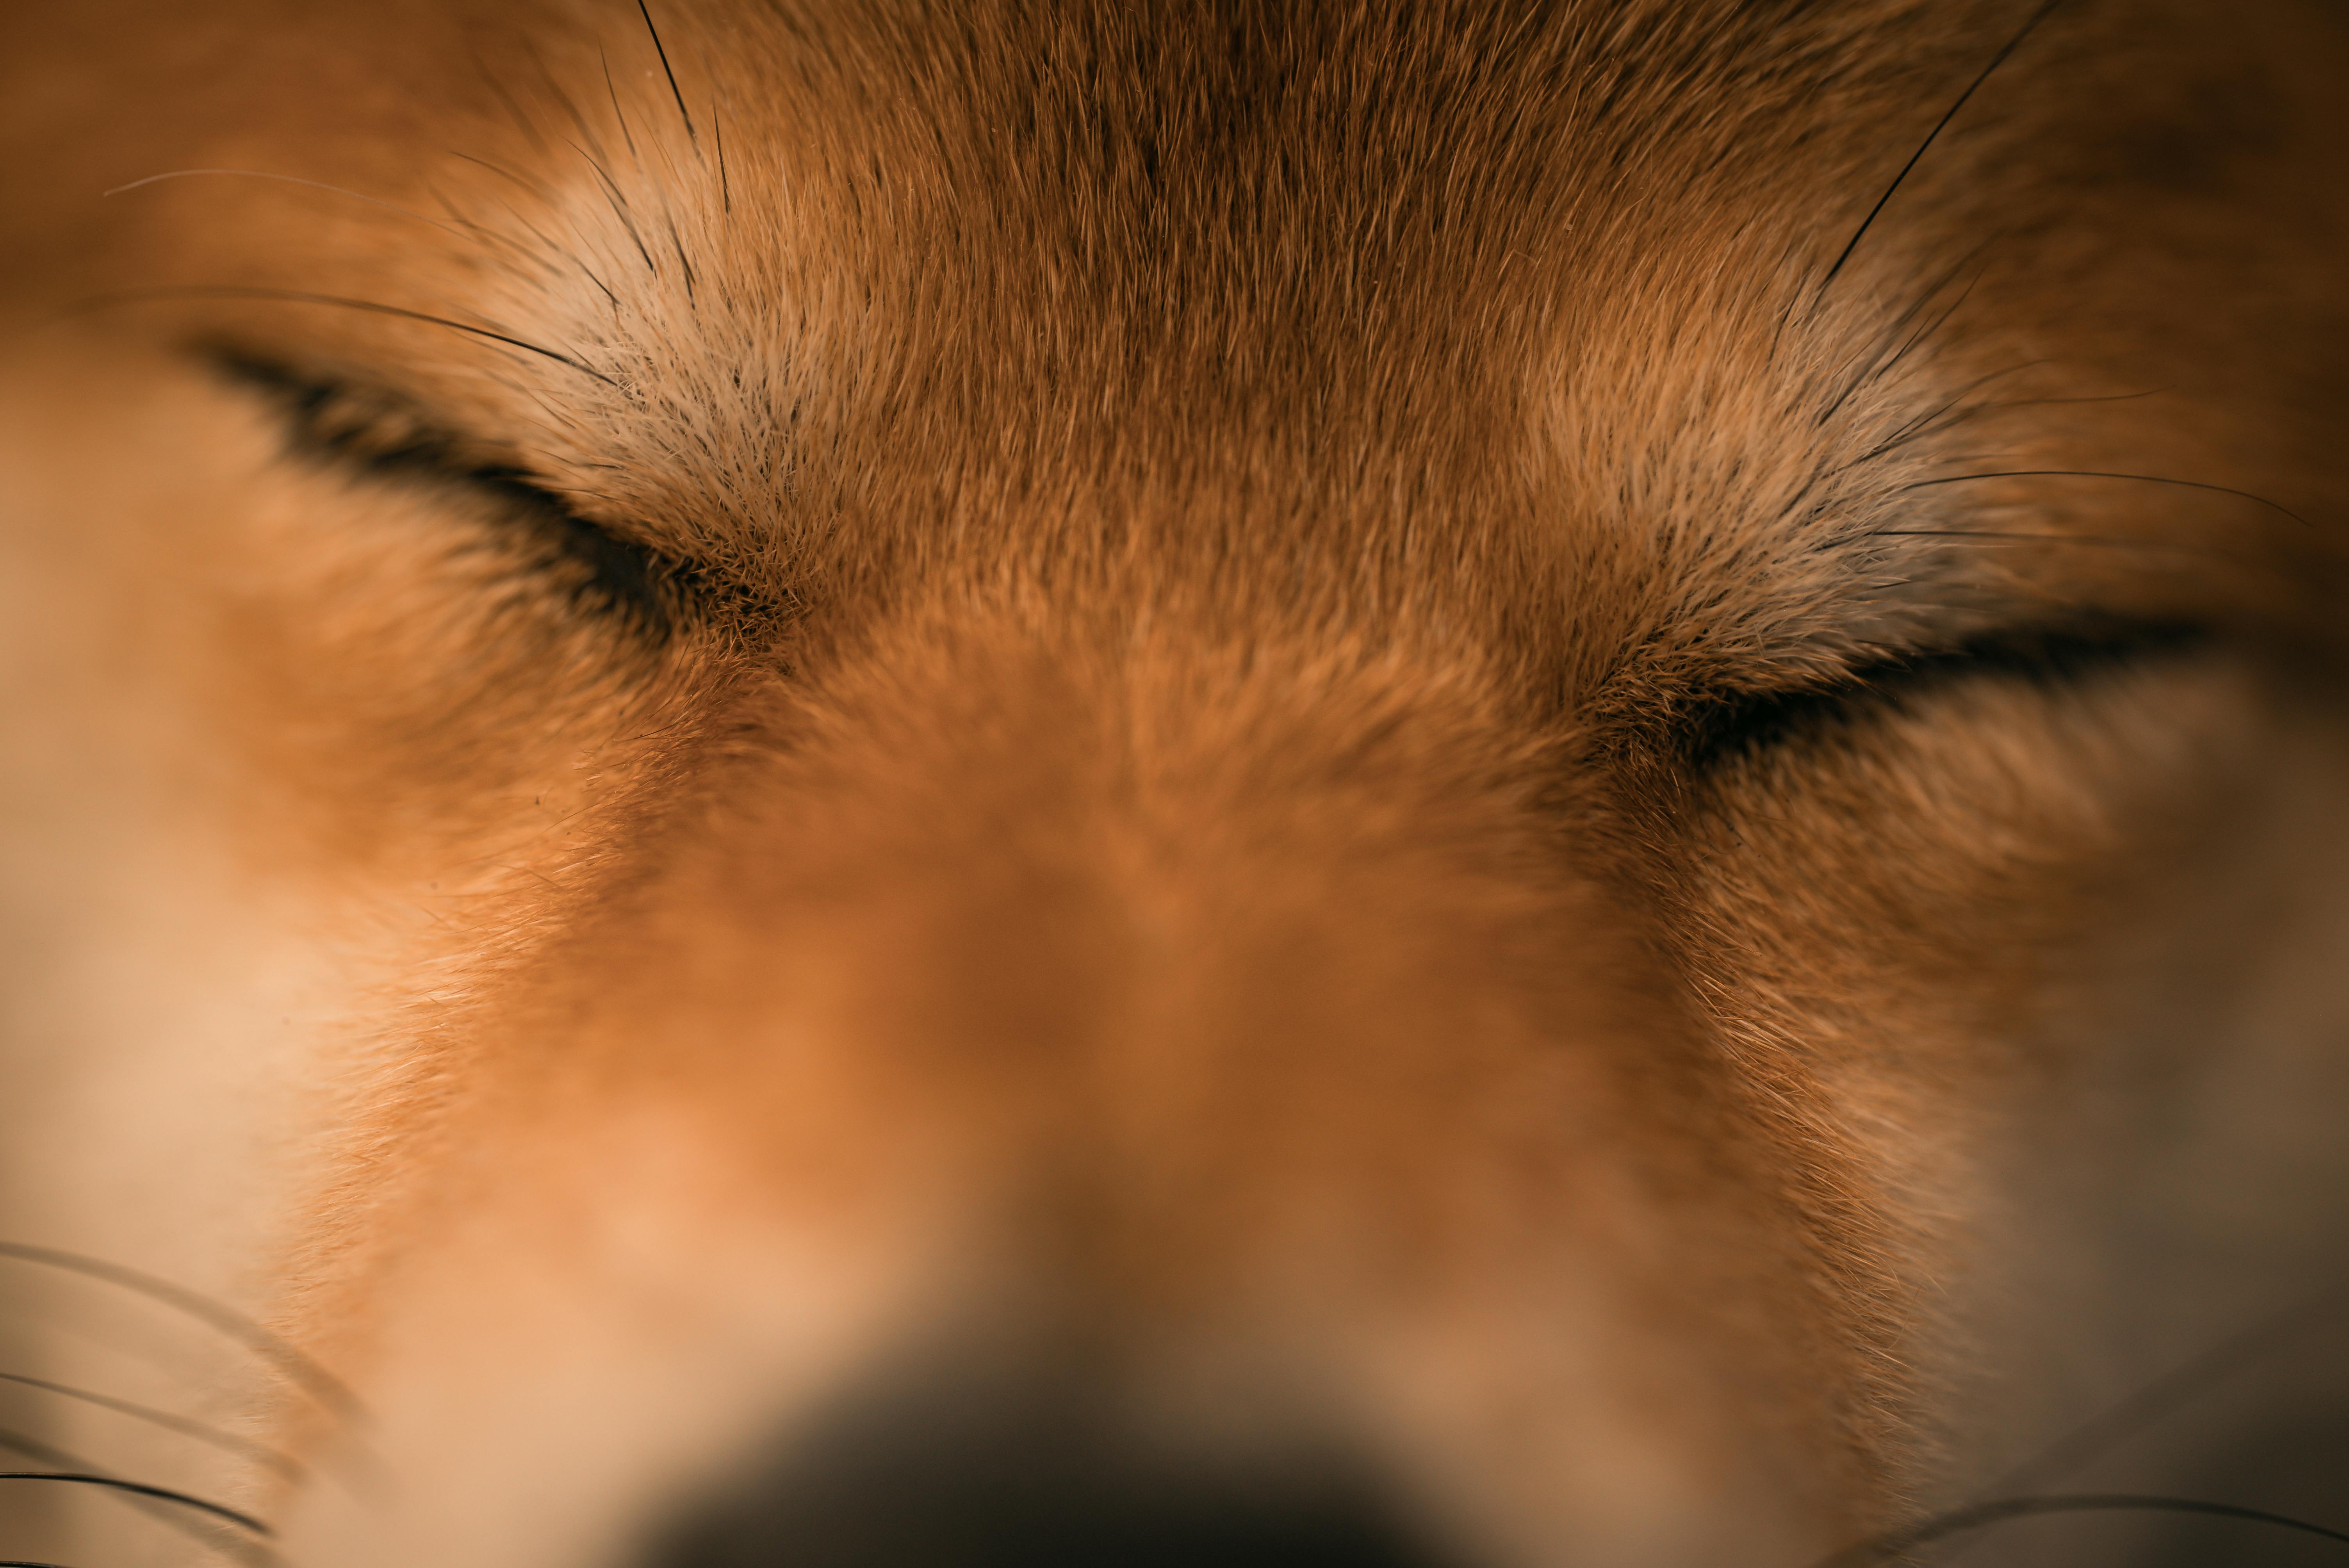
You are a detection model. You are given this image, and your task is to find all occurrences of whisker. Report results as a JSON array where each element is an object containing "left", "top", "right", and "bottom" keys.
[
  {"left": 0, "top": 1371, "right": 304, "bottom": 1483},
  {"left": 1901, "top": 469, "right": 2309, "bottom": 526},
  {"left": 0, "top": 1427, "right": 276, "bottom": 1565},
  {"left": 1975, "top": 385, "right": 2171, "bottom": 411},
  {"left": 1871, "top": 264, "right": 1985, "bottom": 385},
  {"left": 0, "top": 1243, "right": 360, "bottom": 1426},
  {"left": 471, "top": 47, "right": 552, "bottom": 159},
  {"left": 68, "top": 288, "right": 617, "bottom": 388},
  {"left": 567, "top": 140, "right": 662, "bottom": 280},
  {"left": 1854, "top": 383, "right": 2172, "bottom": 465},
  {"left": 638, "top": 0, "right": 699, "bottom": 146},
  {"left": 446, "top": 149, "right": 554, "bottom": 205},
  {"left": 1992, "top": 1282, "right": 2349, "bottom": 1497},
  {"left": 1818, "top": 0, "right": 2064, "bottom": 292},
  {"left": 601, "top": 49, "right": 640, "bottom": 163},
  {"left": 1867, "top": 527, "right": 2239, "bottom": 559},
  {"left": 1838, "top": 360, "right": 2055, "bottom": 470},
  {"left": 666, "top": 214, "right": 698, "bottom": 305},
  {"left": 1817, "top": 244, "right": 1993, "bottom": 426},
  {"left": 101, "top": 171, "right": 469, "bottom": 242},
  {"left": 713, "top": 98, "right": 729, "bottom": 214},
  {"left": 529, "top": 40, "right": 613, "bottom": 167},
  {"left": 0, "top": 1474, "right": 267, "bottom": 1537},
  {"left": 437, "top": 157, "right": 627, "bottom": 302},
  {"left": 1817, "top": 1493, "right": 2349, "bottom": 1565}
]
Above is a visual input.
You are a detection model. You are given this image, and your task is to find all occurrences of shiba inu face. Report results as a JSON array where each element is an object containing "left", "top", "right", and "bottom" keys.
[{"left": 4, "top": 2, "right": 2349, "bottom": 1565}]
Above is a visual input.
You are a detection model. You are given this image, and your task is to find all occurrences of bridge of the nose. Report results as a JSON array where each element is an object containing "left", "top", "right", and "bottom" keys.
[
  {"left": 570, "top": 623, "right": 1807, "bottom": 1568},
  {"left": 636, "top": 617, "right": 1656, "bottom": 1273},
  {"left": 271, "top": 615, "right": 1847, "bottom": 1568}
]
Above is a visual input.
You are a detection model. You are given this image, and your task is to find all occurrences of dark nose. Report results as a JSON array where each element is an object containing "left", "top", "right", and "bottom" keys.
[{"left": 642, "top": 1360, "right": 1454, "bottom": 1568}]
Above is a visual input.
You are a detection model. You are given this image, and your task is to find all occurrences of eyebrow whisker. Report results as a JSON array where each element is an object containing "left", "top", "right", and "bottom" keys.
[
  {"left": 1818, "top": 0, "right": 2066, "bottom": 292},
  {"left": 103, "top": 169, "right": 462, "bottom": 237},
  {"left": 1868, "top": 527, "right": 2234, "bottom": 558},
  {"left": 73, "top": 287, "right": 618, "bottom": 387},
  {"left": 1901, "top": 469, "right": 2308, "bottom": 526},
  {"left": 639, "top": 0, "right": 700, "bottom": 146}
]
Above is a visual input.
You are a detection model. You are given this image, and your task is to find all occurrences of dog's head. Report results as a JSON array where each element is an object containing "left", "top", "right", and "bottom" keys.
[{"left": 4, "top": 3, "right": 2349, "bottom": 1566}]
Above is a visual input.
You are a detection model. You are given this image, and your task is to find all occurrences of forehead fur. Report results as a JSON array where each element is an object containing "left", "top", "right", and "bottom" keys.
[
  {"left": 37, "top": 0, "right": 2345, "bottom": 702},
  {"left": 358, "top": 0, "right": 2308, "bottom": 688},
  {"left": 473, "top": 2, "right": 1975, "bottom": 596}
]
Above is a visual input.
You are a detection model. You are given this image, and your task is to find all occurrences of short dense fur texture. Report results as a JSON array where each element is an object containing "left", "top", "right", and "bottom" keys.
[{"left": 4, "top": 2, "right": 2349, "bottom": 1565}]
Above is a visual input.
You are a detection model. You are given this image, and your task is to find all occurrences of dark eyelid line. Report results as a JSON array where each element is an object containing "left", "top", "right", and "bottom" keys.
[
  {"left": 1682, "top": 622, "right": 2209, "bottom": 769},
  {"left": 207, "top": 350, "right": 685, "bottom": 635}
]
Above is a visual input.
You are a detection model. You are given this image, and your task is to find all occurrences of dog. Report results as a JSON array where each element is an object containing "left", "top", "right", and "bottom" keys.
[{"left": 3, "top": 1, "right": 2349, "bottom": 1564}]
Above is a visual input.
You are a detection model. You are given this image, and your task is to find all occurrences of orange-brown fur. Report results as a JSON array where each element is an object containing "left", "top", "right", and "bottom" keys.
[{"left": 4, "top": 2, "right": 2349, "bottom": 1565}]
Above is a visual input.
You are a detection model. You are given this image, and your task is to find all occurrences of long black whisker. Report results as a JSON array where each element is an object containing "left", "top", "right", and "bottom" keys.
[
  {"left": 70, "top": 289, "right": 617, "bottom": 388},
  {"left": 102, "top": 171, "right": 465, "bottom": 242},
  {"left": 0, "top": 1428, "right": 274, "bottom": 1565},
  {"left": 0, "top": 1371, "right": 303, "bottom": 1483},
  {"left": 1901, "top": 469, "right": 2309, "bottom": 526},
  {"left": 639, "top": 0, "right": 699, "bottom": 145},
  {"left": 1819, "top": 0, "right": 2063, "bottom": 291},
  {"left": 0, "top": 1474, "right": 267, "bottom": 1536},
  {"left": 713, "top": 98, "right": 729, "bottom": 214},
  {"left": 0, "top": 1242, "right": 360, "bottom": 1425},
  {"left": 1867, "top": 528, "right": 2239, "bottom": 559},
  {"left": 1993, "top": 1284, "right": 2349, "bottom": 1498},
  {"left": 1818, "top": 1493, "right": 2349, "bottom": 1565}
]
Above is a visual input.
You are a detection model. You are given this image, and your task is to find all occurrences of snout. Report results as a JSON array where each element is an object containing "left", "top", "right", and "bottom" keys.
[
  {"left": 267, "top": 624, "right": 1871, "bottom": 1568},
  {"left": 643, "top": 1352, "right": 1452, "bottom": 1568}
]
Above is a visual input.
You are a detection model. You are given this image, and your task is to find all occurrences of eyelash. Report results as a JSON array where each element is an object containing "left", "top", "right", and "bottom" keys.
[
  {"left": 1680, "top": 623, "right": 2208, "bottom": 769},
  {"left": 213, "top": 353, "right": 686, "bottom": 636}
]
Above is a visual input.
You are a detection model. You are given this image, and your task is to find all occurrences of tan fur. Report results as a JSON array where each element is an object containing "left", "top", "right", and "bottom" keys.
[{"left": 4, "top": 2, "right": 2349, "bottom": 1565}]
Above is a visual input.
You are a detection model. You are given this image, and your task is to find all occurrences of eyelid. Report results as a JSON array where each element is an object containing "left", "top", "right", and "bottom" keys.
[
  {"left": 209, "top": 350, "right": 686, "bottom": 634},
  {"left": 1682, "top": 623, "right": 2208, "bottom": 768},
  {"left": 211, "top": 351, "right": 504, "bottom": 469}
]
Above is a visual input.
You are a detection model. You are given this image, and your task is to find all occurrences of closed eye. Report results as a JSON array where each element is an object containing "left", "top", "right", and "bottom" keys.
[
  {"left": 1682, "top": 622, "right": 2210, "bottom": 770},
  {"left": 210, "top": 351, "right": 690, "bottom": 636}
]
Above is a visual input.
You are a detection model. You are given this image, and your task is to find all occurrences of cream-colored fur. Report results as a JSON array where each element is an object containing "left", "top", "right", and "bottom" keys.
[{"left": 3, "top": 2, "right": 2349, "bottom": 1565}]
